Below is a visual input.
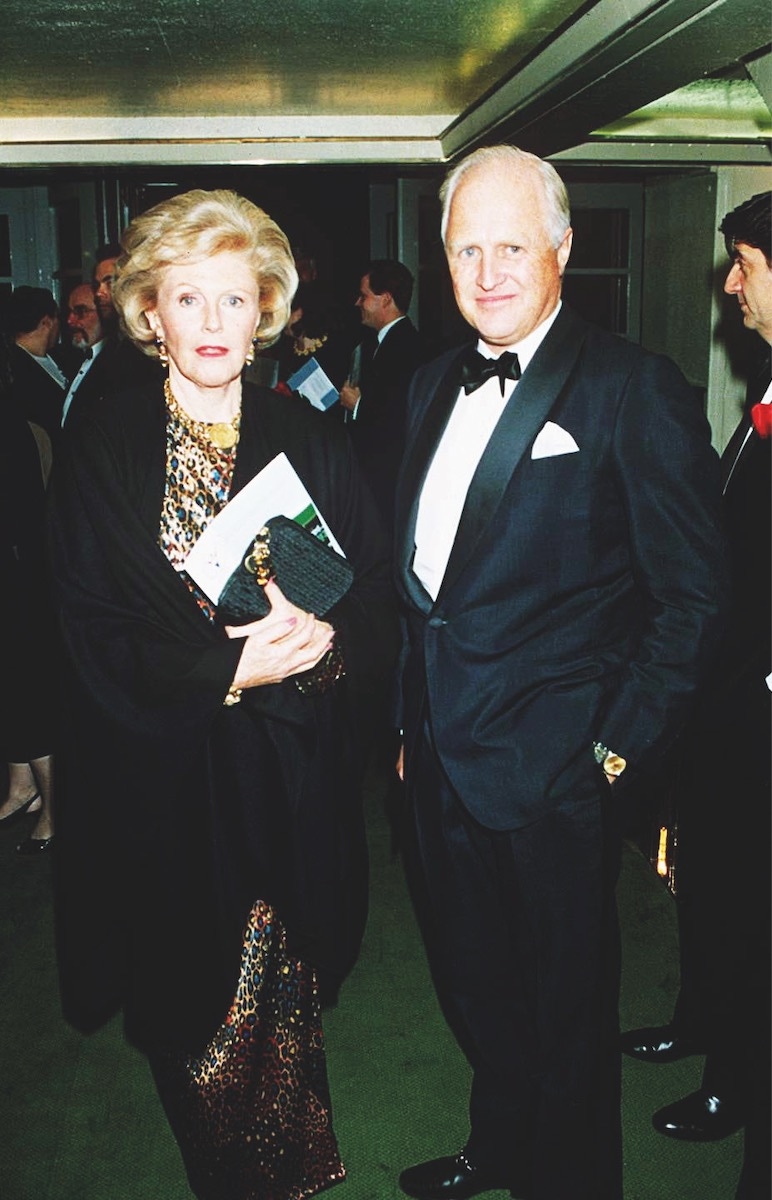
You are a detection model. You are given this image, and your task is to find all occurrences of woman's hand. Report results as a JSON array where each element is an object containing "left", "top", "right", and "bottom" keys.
[{"left": 224, "top": 579, "right": 335, "bottom": 689}]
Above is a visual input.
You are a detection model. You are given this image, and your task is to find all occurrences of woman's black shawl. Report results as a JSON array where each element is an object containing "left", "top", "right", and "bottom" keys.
[{"left": 47, "top": 381, "right": 399, "bottom": 1053}]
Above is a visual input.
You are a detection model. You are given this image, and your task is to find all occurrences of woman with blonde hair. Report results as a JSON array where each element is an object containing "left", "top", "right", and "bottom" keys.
[{"left": 48, "top": 189, "right": 399, "bottom": 1200}]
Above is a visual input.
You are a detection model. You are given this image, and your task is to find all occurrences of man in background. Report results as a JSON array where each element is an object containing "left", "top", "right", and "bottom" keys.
[
  {"left": 66, "top": 282, "right": 103, "bottom": 354},
  {"left": 340, "top": 259, "right": 424, "bottom": 535},
  {"left": 622, "top": 190, "right": 771, "bottom": 1199},
  {"left": 62, "top": 243, "right": 160, "bottom": 426},
  {"left": 93, "top": 243, "right": 120, "bottom": 326},
  {"left": 8, "top": 285, "right": 68, "bottom": 446},
  {"left": 393, "top": 144, "right": 728, "bottom": 1200},
  {"left": 60, "top": 282, "right": 104, "bottom": 425}
]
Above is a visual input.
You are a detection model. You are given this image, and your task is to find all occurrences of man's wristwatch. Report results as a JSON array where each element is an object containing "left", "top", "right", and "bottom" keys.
[{"left": 593, "top": 741, "right": 627, "bottom": 778}]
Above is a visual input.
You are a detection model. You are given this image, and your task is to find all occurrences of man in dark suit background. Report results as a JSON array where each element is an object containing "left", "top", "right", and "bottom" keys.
[
  {"left": 60, "top": 281, "right": 105, "bottom": 425},
  {"left": 339, "top": 259, "right": 424, "bottom": 534},
  {"left": 8, "top": 286, "right": 69, "bottom": 447},
  {"left": 622, "top": 191, "right": 771, "bottom": 1198},
  {"left": 62, "top": 244, "right": 160, "bottom": 427},
  {"left": 393, "top": 145, "right": 728, "bottom": 1200}
]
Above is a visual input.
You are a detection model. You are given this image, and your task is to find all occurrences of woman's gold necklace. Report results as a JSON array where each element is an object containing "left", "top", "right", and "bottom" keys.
[{"left": 164, "top": 377, "right": 241, "bottom": 451}]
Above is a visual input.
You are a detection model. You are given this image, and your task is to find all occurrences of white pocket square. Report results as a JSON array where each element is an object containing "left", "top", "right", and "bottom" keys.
[{"left": 531, "top": 421, "right": 580, "bottom": 459}]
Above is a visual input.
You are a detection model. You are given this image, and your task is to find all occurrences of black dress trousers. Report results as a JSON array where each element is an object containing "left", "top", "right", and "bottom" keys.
[{"left": 404, "top": 720, "right": 624, "bottom": 1200}]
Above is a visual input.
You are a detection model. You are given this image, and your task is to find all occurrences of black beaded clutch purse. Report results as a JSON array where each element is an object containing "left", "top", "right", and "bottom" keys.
[{"left": 217, "top": 514, "right": 354, "bottom": 624}]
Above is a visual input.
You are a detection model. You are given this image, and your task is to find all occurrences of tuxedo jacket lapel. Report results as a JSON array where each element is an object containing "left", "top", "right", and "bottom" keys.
[
  {"left": 438, "top": 306, "right": 587, "bottom": 602},
  {"left": 720, "top": 415, "right": 752, "bottom": 489}
]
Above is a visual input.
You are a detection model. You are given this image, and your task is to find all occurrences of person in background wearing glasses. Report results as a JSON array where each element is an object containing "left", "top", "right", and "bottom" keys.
[
  {"left": 60, "top": 282, "right": 104, "bottom": 425},
  {"left": 62, "top": 243, "right": 161, "bottom": 428}
]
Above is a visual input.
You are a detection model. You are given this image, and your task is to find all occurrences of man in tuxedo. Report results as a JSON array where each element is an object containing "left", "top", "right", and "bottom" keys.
[
  {"left": 8, "top": 286, "right": 69, "bottom": 447},
  {"left": 62, "top": 244, "right": 160, "bottom": 427},
  {"left": 622, "top": 191, "right": 771, "bottom": 1196},
  {"left": 60, "top": 282, "right": 104, "bottom": 425},
  {"left": 339, "top": 260, "right": 424, "bottom": 534},
  {"left": 394, "top": 145, "right": 728, "bottom": 1200}
]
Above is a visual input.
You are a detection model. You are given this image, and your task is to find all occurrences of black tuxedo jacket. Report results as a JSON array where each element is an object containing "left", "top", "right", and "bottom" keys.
[
  {"left": 395, "top": 305, "right": 729, "bottom": 830},
  {"left": 9, "top": 343, "right": 68, "bottom": 447},
  {"left": 63, "top": 335, "right": 162, "bottom": 426},
  {"left": 355, "top": 317, "right": 423, "bottom": 428},
  {"left": 347, "top": 317, "right": 424, "bottom": 530},
  {"left": 702, "top": 345, "right": 771, "bottom": 728}
]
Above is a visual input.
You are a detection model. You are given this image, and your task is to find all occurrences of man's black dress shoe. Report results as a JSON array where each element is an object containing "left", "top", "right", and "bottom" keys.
[
  {"left": 652, "top": 1089, "right": 745, "bottom": 1141},
  {"left": 399, "top": 1151, "right": 520, "bottom": 1199},
  {"left": 620, "top": 1025, "right": 705, "bottom": 1063}
]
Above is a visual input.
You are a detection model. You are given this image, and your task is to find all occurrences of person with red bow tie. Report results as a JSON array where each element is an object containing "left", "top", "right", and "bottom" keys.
[
  {"left": 750, "top": 396, "right": 772, "bottom": 438},
  {"left": 622, "top": 190, "right": 771, "bottom": 1199}
]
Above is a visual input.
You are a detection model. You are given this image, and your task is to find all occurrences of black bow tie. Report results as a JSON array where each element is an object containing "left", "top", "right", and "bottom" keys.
[{"left": 460, "top": 349, "right": 521, "bottom": 396}]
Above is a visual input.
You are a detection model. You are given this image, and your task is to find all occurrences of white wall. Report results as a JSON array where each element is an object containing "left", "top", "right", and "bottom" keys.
[
  {"left": 641, "top": 172, "right": 716, "bottom": 394},
  {"left": 0, "top": 187, "right": 58, "bottom": 296}
]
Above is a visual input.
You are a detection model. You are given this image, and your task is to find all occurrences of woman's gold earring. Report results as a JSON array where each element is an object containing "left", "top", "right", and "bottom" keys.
[
  {"left": 245, "top": 337, "right": 257, "bottom": 367},
  {"left": 156, "top": 335, "right": 169, "bottom": 368}
]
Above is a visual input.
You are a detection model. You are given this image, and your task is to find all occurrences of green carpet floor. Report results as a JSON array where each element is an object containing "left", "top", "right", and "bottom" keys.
[{"left": 0, "top": 761, "right": 743, "bottom": 1199}]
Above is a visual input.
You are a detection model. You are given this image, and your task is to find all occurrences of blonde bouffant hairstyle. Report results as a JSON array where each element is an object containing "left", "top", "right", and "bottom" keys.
[{"left": 113, "top": 189, "right": 298, "bottom": 356}]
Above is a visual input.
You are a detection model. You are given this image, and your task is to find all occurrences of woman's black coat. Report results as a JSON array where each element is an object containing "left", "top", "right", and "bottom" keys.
[{"left": 48, "top": 380, "right": 399, "bottom": 1053}]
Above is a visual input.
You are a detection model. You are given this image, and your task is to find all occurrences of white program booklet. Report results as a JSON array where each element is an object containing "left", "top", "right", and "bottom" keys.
[
  {"left": 183, "top": 452, "right": 344, "bottom": 605},
  {"left": 286, "top": 356, "right": 339, "bottom": 410}
]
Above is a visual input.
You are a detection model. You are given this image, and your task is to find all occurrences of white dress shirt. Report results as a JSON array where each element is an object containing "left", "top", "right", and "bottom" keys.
[{"left": 413, "top": 303, "right": 561, "bottom": 600}]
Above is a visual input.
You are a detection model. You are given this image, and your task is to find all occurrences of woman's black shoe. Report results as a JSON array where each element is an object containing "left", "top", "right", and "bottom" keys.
[
  {"left": 0, "top": 792, "right": 41, "bottom": 828},
  {"left": 16, "top": 835, "right": 54, "bottom": 856}
]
